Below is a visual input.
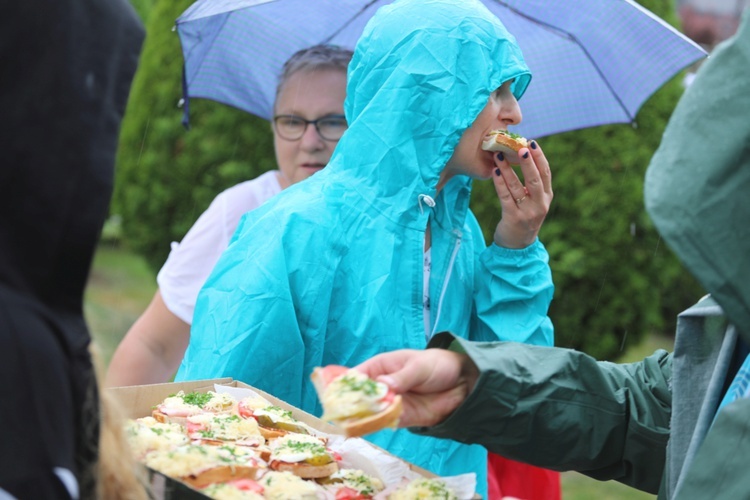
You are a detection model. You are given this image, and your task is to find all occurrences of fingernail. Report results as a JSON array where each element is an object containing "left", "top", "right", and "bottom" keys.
[
  {"left": 378, "top": 375, "right": 398, "bottom": 389},
  {"left": 494, "top": 168, "right": 501, "bottom": 176},
  {"left": 522, "top": 151, "right": 529, "bottom": 159},
  {"left": 530, "top": 140, "right": 537, "bottom": 150},
  {"left": 496, "top": 152, "right": 504, "bottom": 161}
]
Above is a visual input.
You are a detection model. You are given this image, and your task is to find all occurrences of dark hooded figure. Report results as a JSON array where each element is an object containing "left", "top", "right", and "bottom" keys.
[{"left": 0, "top": 1, "right": 143, "bottom": 498}]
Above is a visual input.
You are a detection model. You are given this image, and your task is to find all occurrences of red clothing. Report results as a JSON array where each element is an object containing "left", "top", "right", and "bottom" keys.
[{"left": 487, "top": 453, "right": 561, "bottom": 500}]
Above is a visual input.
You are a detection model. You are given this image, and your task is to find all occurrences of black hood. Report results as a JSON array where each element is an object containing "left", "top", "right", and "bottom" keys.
[{"left": 0, "top": 0, "right": 144, "bottom": 315}]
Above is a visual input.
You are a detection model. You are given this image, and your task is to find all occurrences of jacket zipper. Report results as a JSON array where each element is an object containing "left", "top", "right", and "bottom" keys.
[{"left": 430, "top": 238, "right": 461, "bottom": 338}]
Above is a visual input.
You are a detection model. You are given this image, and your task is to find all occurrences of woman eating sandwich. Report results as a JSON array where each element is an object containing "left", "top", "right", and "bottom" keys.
[{"left": 177, "top": 0, "right": 555, "bottom": 496}]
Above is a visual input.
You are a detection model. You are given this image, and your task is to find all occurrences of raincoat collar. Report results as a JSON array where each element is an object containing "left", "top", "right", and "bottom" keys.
[{"left": 322, "top": 0, "right": 531, "bottom": 230}]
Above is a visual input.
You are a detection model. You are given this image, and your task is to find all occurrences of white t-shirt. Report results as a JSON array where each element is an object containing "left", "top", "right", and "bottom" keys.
[{"left": 157, "top": 170, "right": 282, "bottom": 324}]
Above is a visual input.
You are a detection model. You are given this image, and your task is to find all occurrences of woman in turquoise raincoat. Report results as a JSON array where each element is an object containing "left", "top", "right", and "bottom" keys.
[{"left": 177, "top": 0, "right": 554, "bottom": 493}]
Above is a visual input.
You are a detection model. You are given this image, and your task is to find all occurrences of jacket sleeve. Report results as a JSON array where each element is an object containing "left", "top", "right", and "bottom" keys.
[
  {"left": 471, "top": 233, "right": 554, "bottom": 346},
  {"left": 413, "top": 333, "right": 673, "bottom": 494},
  {"left": 175, "top": 210, "right": 316, "bottom": 411}
]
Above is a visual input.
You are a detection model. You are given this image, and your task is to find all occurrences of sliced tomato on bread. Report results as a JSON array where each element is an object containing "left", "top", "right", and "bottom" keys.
[
  {"left": 152, "top": 390, "right": 235, "bottom": 426},
  {"left": 268, "top": 434, "right": 339, "bottom": 479},
  {"left": 237, "top": 399, "right": 314, "bottom": 440},
  {"left": 311, "top": 365, "right": 402, "bottom": 438}
]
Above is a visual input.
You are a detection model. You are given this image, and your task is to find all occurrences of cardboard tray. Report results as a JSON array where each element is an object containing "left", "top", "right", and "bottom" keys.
[{"left": 109, "top": 378, "right": 452, "bottom": 499}]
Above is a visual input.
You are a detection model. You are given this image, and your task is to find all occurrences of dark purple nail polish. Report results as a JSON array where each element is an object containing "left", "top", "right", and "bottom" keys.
[
  {"left": 494, "top": 168, "right": 501, "bottom": 176},
  {"left": 496, "top": 152, "right": 504, "bottom": 161},
  {"left": 522, "top": 151, "right": 529, "bottom": 159},
  {"left": 530, "top": 140, "right": 537, "bottom": 150}
]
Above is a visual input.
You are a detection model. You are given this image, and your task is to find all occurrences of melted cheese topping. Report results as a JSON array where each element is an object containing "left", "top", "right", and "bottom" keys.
[
  {"left": 200, "top": 483, "right": 265, "bottom": 500},
  {"left": 259, "top": 471, "right": 319, "bottom": 499},
  {"left": 389, "top": 478, "right": 458, "bottom": 500},
  {"left": 321, "top": 369, "right": 388, "bottom": 422},
  {"left": 159, "top": 391, "right": 236, "bottom": 416},
  {"left": 144, "top": 444, "right": 258, "bottom": 478},
  {"left": 239, "top": 396, "right": 273, "bottom": 411},
  {"left": 125, "top": 418, "right": 189, "bottom": 458},
  {"left": 330, "top": 468, "right": 385, "bottom": 496},
  {"left": 202, "top": 392, "right": 237, "bottom": 412},
  {"left": 188, "top": 414, "right": 264, "bottom": 444},
  {"left": 270, "top": 434, "right": 328, "bottom": 463}
]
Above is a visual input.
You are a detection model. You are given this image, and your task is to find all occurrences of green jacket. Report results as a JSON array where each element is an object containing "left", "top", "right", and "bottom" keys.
[{"left": 417, "top": 9, "right": 750, "bottom": 499}]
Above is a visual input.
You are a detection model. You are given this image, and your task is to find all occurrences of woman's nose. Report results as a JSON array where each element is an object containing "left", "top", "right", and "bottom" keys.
[
  {"left": 300, "top": 122, "right": 325, "bottom": 150},
  {"left": 499, "top": 94, "right": 522, "bottom": 126}
]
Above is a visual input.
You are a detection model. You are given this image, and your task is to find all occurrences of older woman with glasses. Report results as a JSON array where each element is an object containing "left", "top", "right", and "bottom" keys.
[{"left": 106, "top": 44, "right": 353, "bottom": 387}]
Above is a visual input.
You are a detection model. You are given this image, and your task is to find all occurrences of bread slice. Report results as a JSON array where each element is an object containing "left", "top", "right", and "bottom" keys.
[
  {"left": 338, "top": 395, "right": 402, "bottom": 438},
  {"left": 311, "top": 366, "right": 403, "bottom": 438},
  {"left": 181, "top": 464, "right": 263, "bottom": 489},
  {"left": 271, "top": 460, "right": 339, "bottom": 479}
]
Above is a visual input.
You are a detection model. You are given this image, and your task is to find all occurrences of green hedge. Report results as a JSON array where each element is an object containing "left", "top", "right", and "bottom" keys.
[
  {"left": 114, "top": 0, "right": 276, "bottom": 271},
  {"left": 115, "top": 0, "right": 704, "bottom": 360},
  {"left": 471, "top": 1, "right": 705, "bottom": 358}
]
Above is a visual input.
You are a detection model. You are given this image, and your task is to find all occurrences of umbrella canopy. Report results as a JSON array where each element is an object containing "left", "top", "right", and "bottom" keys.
[{"left": 176, "top": 0, "right": 705, "bottom": 138}]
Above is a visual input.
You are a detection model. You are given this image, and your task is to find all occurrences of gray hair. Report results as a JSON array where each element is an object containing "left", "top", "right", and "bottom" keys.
[{"left": 275, "top": 44, "right": 353, "bottom": 103}]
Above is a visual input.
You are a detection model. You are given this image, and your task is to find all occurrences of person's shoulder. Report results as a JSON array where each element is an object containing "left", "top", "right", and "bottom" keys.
[{"left": 215, "top": 171, "right": 282, "bottom": 211}]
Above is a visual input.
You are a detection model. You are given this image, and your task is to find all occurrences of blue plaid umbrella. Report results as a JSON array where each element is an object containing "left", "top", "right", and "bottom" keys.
[{"left": 176, "top": 0, "right": 705, "bottom": 138}]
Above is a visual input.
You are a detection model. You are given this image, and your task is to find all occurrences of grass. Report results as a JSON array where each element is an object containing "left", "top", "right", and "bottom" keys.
[
  {"left": 85, "top": 242, "right": 157, "bottom": 366},
  {"left": 85, "top": 245, "right": 675, "bottom": 499}
]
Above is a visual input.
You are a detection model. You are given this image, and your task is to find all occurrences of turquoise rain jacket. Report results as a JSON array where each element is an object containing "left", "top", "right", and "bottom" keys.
[
  {"left": 416, "top": 11, "right": 750, "bottom": 499},
  {"left": 177, "top": 0, "right": 554, "bottom": 493}
]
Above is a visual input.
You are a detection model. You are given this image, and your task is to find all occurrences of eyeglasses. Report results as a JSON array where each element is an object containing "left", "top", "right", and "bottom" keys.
[{"left": 273, "top": 114, "right": 348, "bottom": 142}]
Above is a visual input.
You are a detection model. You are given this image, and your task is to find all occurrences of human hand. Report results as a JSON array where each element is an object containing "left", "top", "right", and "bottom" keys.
[
  {"left": 492, "top": 140, "right": 553, "bottom": 248},
  {"left": 355, "top": 349, "right": 479, "bottom": 427}
]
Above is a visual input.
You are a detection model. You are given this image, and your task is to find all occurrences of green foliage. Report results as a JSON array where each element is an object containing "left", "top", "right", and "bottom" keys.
[
  {"left": 128, "top": 0, "right": 153, "bottom": 23},
  {"left": 471, "top": 0, "right": 705, "bottom": 359},
  {"left": 114, "top": 0, "right": 276, "bottom": 271}
]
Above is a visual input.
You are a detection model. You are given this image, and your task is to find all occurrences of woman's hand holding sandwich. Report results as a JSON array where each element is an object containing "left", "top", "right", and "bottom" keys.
[{"left": 490, "top": 136, "right": 553, "bottom": 249}]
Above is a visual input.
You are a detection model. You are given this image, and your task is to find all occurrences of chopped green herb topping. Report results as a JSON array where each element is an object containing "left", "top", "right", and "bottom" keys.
[{"left": 179, "top": 391, "right": 213, "bottom": 408}]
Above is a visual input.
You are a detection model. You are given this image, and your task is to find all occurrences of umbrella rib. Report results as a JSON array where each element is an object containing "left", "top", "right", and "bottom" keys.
[
  {"left": 321, "top": 0, "right": 381, "bottom": 45},
  {"left": 489, "top": 0, "right": 634, "bottom": 122}
]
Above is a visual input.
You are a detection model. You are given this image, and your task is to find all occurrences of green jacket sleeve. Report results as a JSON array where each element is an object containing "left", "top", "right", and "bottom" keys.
[{"left": 412, "top": 332, "right": 673, "bottom": 494}]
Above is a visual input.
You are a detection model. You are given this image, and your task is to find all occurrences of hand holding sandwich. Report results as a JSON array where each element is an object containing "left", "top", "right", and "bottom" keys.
[
  {"left": 484, "top": 131, "right": 553, "bottom": 249},
  {"left": 355, "top": 349, "right": 479, "bottom": 428}
]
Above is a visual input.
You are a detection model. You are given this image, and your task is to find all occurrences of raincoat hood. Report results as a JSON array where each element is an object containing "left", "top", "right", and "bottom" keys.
[
  {"left": 645, "top": 14, "right": 750, "bottom": 344},
  {"left": 330, "top": 0, "right": 531, "bottom": 228}
]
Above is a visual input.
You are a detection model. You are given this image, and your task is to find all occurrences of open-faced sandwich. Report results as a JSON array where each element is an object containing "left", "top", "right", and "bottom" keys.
[
  {"left": 186, "top": 413, "right": 266, "bottom": 448},
  {"left": 387, "top": 477, "right": 458, "bottom": 500},
  {"left": 258, "top": 471, "right": 322, "bottom": 500},
  {"left": 268, "top": 433, "right": 340, "bottom": 479},
  {"left": 238, "top": 397, "right": 315, "bottom": 440},
  {"left": 481, "top": 129, "right": 530, "bottom": 165},
  {"left": 320, "top": 468, "right": 385, "bottom": 499},
  {"left": 152, "top": 390, "right": 236, "bottom": 425},
  {"left": 144, "top": 443, "right": 265, "bottom": 489},
  {"left": 124, "top": 416, "right": 190, "bottom": 459},
  {"left": 311, "top": 365, "right": 402, "bottom": 438},
  {"left": 199, "top": 478, "right": 265, "bottom": 500}
]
